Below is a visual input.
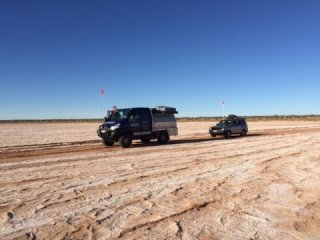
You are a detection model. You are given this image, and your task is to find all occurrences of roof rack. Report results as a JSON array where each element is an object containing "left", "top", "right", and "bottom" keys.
[
  {"left": 227, "top": 114, "right": 245, "bottom": 119},
  {"left": 151, "top": 106, "right": 178, "bottom": 114}
]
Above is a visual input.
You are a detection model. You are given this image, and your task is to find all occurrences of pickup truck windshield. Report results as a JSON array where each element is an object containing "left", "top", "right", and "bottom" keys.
[{"left": 107, "top": 109, "right": 131, "bottom": 121}]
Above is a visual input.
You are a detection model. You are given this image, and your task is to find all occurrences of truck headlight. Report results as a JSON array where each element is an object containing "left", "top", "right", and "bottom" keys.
[
  {"left": 221, "top": 128, "right": 224, "bottom": 131},
  {"left": 110, "top": 123, "right": 120, "bottom": 131}
]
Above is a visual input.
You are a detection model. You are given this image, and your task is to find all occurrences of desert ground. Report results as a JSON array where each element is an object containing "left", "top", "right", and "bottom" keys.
[{"left": 1, "top": 121, "right": 320, "bottom": 240}]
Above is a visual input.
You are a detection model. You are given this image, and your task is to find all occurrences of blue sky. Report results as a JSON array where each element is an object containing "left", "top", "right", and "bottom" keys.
[{"left": 1, "top": 1, "right": 319, "bottom": 119}]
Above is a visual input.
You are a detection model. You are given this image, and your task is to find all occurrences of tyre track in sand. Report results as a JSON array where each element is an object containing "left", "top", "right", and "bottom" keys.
[
  {"left": 1, "top": 124, "right": 320, "bottom": 239},
  {"left": 1, "top": 126, "right": 319, "bottom": 162}
]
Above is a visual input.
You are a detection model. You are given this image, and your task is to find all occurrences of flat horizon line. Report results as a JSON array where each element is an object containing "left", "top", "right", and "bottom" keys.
[{"left": 1, "top": 114, "right": 320, "bottom": 123}]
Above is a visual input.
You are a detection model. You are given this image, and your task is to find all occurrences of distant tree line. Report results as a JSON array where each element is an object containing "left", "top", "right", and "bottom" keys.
[
  {"left": 1, "top": 115, "right": 320, "bottom": 123},
  {"left": 178, "top": 115, "right": 320, "bottom": 122},
  {"left": 0, "top": 119, "right": 103, "bottom": 123}
]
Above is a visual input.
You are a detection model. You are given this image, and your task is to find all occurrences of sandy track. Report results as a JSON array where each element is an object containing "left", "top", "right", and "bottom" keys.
[{"left": 1, "top": 121, "right": 320, "bottom": 239}]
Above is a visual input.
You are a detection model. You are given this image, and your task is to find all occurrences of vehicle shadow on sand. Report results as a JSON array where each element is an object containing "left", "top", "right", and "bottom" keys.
[{"left": 131, "top": 133, "right": 264, "bottom": 148}]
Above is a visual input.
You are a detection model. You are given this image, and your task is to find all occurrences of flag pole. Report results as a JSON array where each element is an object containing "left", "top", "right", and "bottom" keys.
[
  {"left": 100, "top": 89, "right": 105, "bottom": 119},
  {"left": 222, "top": 100, "right": 225, "bottom": 128},
  {"left": 222, "top": 100, "right": 225, "bottom": 119}
]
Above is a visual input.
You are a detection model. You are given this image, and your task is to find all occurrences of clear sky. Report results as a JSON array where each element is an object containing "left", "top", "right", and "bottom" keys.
[{"left": 1, "top": 1, "right": 319, "bottom": 119}]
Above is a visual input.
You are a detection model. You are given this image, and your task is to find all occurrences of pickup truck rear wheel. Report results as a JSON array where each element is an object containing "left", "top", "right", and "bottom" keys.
[
  {"left": 119, "top": 135, "right": 132, "bottom": 148},
  {"left": 102, "top": 138, "right": 114, "bottom": 146},
  {"left": 157, "top": 131, "right": 169, "bottom": 144},
  {"left": 240, "top": 129, "right": 247, "bottom": 137},
  {"left": 225, "top": 131, "right": 231, "bottom": 139}
]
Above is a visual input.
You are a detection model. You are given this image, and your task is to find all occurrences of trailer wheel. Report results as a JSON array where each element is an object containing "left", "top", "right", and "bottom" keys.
[
  {"left": 102, "top": 138, "right": 114, "bottom": 146},
  {"left": 140, "top": 137, "right": 151, "bottom": 144},
  {"left": 157, "top": 131, "right": 169, "bottom": 144},
  {"left": 119, "top": 135, "right": 132, "bottom": 148}
]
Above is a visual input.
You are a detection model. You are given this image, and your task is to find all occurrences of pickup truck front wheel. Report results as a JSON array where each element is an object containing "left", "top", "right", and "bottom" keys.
[
  {"left": 102, "top": 138, "right": 114, "bottom": 146},
  {"left": 119, "top": 135, "right": 132, "bottom": 148},
  {"left": 157, "top": 131, "right": 169, "bottom": 144}
]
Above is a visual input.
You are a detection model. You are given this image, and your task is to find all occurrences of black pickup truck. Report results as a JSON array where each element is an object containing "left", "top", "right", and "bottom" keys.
[{"left": 97, "top": 106, "right": 178, "bottom": 148}]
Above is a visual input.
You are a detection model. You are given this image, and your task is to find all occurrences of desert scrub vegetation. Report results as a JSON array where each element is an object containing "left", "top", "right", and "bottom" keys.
[
  {"left": 177, "top": 115, "right": 320, "bottom": 122},
  {"left": 0, "top": 115, "right": 320, "bottom": 124}
]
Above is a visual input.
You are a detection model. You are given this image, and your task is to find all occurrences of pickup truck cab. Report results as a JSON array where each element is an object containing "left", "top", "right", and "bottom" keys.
[{"left": 97, "top": 106, "right": 178, "bottom": 148}]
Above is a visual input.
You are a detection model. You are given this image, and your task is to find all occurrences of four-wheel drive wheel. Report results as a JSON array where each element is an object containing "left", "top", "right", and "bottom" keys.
[
  {"left": 140, "top": 137, "right": 151, "bottom": 144},
  {"left": 157, "top": 131, "right": 169, "bottom": 144},
  {"left": 102, "top": 138, "right": 114, "bottom": 146},
  {"left": 210, "top": 132, "right": 216, "bottom": 137},
  {"left": 119, "top": 135, "right": 132, "bottom": 148},
  {"left": 240, "top": 129, "right": 247, "bottom": 137},
  {"left": 224, "top": 131, "right": 231, "bottom": 139}
]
